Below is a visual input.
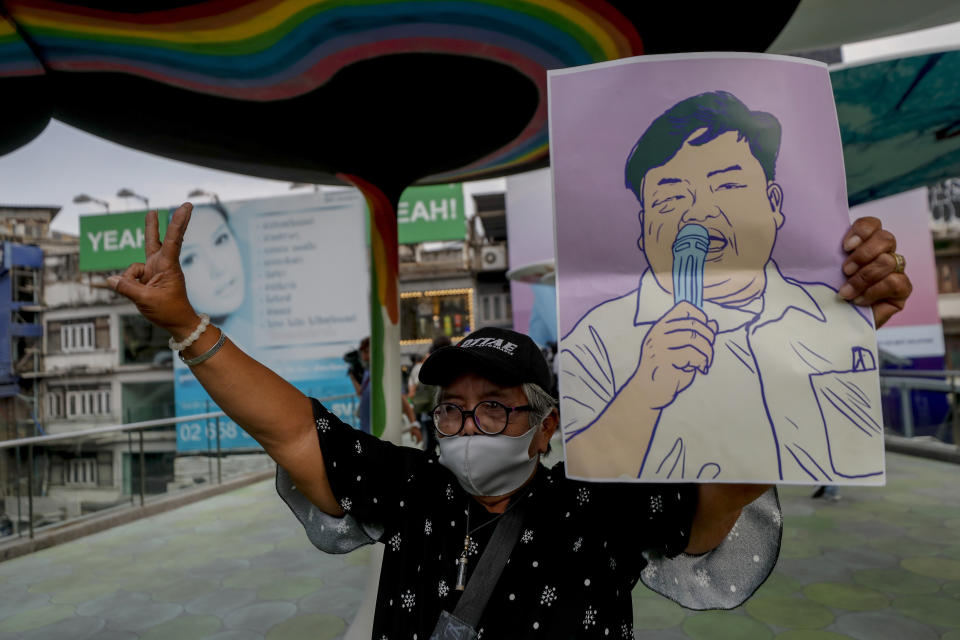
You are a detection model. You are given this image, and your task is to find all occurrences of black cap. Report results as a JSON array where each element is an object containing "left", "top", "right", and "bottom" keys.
[{"left": 418, "top": 327, "right": 551, "bottom": 390}]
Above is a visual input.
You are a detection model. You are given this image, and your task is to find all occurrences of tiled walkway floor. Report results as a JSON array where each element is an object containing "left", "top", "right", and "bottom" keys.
[
  {"left": 0, "top": 451, "right": 958, "bottom": 639},
  {"left": 634, "top": 452, "right": 960, "bottom": 639}
]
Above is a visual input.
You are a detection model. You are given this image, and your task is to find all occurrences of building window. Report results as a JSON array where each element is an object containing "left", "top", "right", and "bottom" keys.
[
  {"left": 936, "top": 258, "right": 960, "bottom": 294},
  {"left": 60, "top": 323, "right": 95, "bottom": 353},
  {"left": 400, "top": 288, "right": 474, "bottom": 344},
  {"left": 97, "top": 451, "right": 114, "bottom": 487},
  {"left": 66, "top": 389, "right": 111, "bottom": 418},
  {"left": 67, "top": 458, "right": 97, "bottom": 486},
  {"left": 946, "top": 334, "right": 960, "bottom": 370},
  {"left": 46, "top": 391, "right": 63, "bottom": 419},
  {"left": 47, "top": 253, "right": 80, "bottom": 281},
  {"left": 478, "top": 293, "right": 512, "bottom": 324},
  {"left": 121, "top": 315, "right": 172, "bottom": 365},
  {"left": 124, "top": 452, "right": 176, "bottom": 495},
  {"left": 121, "top": 381, "right": 175, "bottom": 423},
  {"left": 48, "top": 317, "right": 110, "bottom": 353}
]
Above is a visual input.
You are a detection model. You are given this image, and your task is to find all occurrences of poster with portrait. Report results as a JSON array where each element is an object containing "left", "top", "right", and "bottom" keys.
[
  {"left": 550, "top": 53, "right": 884, "bottom": 485},
  {"left": 175, "top": 191, "right": 370, "bottom": 452}
]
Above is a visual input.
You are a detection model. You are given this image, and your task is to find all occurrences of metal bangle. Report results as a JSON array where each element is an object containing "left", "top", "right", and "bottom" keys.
[{"left": 179, "top": 329, "right": 227, "bottom": 367}]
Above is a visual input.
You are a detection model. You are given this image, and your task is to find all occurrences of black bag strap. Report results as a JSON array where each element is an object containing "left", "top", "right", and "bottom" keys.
[{"left": 450, "top": 497, "right": 528, "bottom": 627}]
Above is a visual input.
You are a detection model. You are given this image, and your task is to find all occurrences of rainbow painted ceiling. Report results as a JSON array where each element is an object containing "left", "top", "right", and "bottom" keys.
[{"left": 0, "top": 0, "right": 798, "bottom": 193}]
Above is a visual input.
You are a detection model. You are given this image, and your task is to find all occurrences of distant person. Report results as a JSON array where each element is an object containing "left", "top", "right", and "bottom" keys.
[
  {"left": 349, "top": 337, "right": 372, "bottom": 434},
  {"left": 408, "top": 335, "right": 452, "bottom": 455},
  {"left": 349, "top": 336, "right": 417, "bottom": 437},
  {"left": 343, "top": 343, "right": 366, "bottom": 394},
  {"left": 406, "top": 354, "right": 423, "bottom": 397},
  {"left": 811, "top": 485, "right": 841, "bottom": 501}
]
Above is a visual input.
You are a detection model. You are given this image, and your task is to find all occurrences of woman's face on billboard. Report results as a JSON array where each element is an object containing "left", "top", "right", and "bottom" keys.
[{"left": 180, "top": 207, "right": 245, "bottom": 318}]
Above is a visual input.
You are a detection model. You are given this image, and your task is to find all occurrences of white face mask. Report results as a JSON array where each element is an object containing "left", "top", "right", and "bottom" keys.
[{"left": 437, "top": 426, "right": 540, "bottom": 497}]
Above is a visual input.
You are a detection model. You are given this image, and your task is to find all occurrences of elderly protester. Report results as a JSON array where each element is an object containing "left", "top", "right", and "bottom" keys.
[{"left": 109, "top": 202, "right": 910, "bottom": 639}]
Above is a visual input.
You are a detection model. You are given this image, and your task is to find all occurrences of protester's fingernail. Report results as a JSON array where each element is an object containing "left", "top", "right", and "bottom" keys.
[
  {"left": 837, "top": 284, "right": 855, "bottom": 299},
  {"left": 106, "top": 275, "right": 120, "bottom": 290},
  {"left": 843, "top": 235, "right": 863, "bottom": 252},
  {"left": 853, "top": 296, "right": 866, "bottom": 306},
  {"left": 842, "top": 262, "right": 857, "bottom": 276}
]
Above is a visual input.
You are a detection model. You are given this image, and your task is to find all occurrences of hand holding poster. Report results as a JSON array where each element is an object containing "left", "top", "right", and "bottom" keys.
[{"left": 551, "top": 54, "right": 885, "bottom": 485}]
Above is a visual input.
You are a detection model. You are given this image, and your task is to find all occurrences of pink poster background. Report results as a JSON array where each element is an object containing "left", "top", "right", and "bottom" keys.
[
  {"left": 549, "top": 54, "right": 853, "bottom": 336},
  {"left": 851, "top": 189, "right": 939, "bottom": 329},
  {"left": 506, "top": 169, "right": 554, "bottom": 334}
]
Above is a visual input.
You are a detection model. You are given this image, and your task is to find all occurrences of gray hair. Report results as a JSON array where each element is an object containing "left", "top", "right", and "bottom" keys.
[{"left": 521, "top": 382, "right": 558, "bottom": 429}]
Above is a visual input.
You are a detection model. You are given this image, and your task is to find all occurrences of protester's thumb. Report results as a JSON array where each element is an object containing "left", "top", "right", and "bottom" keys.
[{"left": 108, "top": 275, "right": 145, "bottom": 302}]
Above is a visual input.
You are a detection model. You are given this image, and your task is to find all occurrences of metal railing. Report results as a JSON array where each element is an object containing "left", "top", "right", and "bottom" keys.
[
  {"left": 0, "top": 393, "right": 356, "bottom": 541},
  {"left": 879, "top": 369, "right": 960, "bottom": 444},
  {"left": 4, "top": 372, "right": 951, "bottom": 542}
]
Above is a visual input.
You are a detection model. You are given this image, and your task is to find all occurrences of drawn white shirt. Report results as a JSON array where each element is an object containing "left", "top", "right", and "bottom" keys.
[{"left": 560, "top": 260, "right": 883, "bottom": 483}]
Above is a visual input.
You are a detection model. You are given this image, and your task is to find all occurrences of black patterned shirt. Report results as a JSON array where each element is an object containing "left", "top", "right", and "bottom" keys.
[{"left": 310, "top": 398, "right": 698, "bottom": 640}]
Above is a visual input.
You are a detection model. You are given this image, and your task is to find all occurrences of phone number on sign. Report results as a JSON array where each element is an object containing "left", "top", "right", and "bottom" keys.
[{"left": 178, "top": 420, "right": 253, "bottom": 443}]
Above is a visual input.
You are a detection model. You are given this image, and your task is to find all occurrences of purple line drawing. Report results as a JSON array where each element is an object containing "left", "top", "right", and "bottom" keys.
[{"left": 558, "top": 90, "right": 884, "bottom": 484}]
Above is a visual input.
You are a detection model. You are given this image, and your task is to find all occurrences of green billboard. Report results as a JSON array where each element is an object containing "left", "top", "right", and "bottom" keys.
[
  {"left": 397, "top": 183, "right": 466, "bottom": 244},
  {"left": 80, "top": 184, "right": 465, "bottom": 270},
  {"left": 79, "top": 210, "right": 169, "bottom": 271}
]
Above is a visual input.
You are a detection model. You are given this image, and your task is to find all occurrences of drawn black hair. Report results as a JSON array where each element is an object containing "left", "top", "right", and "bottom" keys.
[{"left": 624, "top": 91, "right": 781, "bottom": 211}]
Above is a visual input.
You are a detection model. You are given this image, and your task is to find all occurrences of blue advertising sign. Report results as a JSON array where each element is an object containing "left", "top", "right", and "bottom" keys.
[{"left": 174, "top": 191, "right": 370, "bottom": 451}]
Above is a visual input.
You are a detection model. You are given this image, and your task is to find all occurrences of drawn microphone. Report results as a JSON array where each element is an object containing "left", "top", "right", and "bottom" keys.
[{"left": 672, "top": 224, "right": 710, "bottom": 309}]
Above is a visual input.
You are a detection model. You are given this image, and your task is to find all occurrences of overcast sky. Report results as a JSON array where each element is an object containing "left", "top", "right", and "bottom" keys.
[
  {"left": 0, "top": 121, "right": 506, "bottom": 236},
  {"left": 2, "top": 20, "right": 957, "bottom": 236}
]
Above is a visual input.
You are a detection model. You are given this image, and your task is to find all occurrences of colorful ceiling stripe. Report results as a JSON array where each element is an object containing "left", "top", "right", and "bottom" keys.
[
  {"left": 0, "top": 13, "right": 44, "bottom": 76},
  {"left": 2, "top": 0, "right": 642, "bottom": 182}
]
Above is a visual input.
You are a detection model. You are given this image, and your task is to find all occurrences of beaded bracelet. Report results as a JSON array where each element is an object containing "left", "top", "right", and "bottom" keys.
[{"left": 168, "top": 313, "right": 210, "bottom": 351}]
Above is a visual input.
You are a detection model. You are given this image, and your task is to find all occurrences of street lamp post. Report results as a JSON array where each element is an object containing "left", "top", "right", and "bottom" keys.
[
  {"left": 72, "top": 194, "right": 109, "bottom": 212},
  {"left": 289, "top": 182, "right": 320, "bottom": 192},
  {"left": 116, "top": 188, "right": 149, "bottom": 210},
  {"left": 187, "top": 188, "right": 221, "bottom": 205}
]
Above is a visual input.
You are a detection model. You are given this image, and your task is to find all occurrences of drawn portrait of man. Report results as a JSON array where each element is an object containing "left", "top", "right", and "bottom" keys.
[{"left": 560, "top": 91, "right": 884, "bottom": 484}]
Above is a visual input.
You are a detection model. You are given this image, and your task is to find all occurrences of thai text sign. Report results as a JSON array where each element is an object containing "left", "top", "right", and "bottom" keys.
[{"left": 174, "top": 191, "right": 369, "bottom": 451}]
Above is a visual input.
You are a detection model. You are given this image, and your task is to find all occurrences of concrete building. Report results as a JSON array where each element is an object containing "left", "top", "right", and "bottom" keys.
[
  {"left": 930, "top": 179, "right": 960, "bottom": 368},
  {"left": 2, "top": 188, "right": 517, "bottom": 531},
  {"left": 0, "top": 206, "right": 176, "bottom": 533},
  {"left": 398, "top": 191, "right": 513, "bottom": 362}
]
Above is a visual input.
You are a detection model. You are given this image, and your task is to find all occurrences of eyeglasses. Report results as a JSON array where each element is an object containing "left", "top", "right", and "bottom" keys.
[{"left": 432, "top": 401, "right": 533, "bottom": 436}]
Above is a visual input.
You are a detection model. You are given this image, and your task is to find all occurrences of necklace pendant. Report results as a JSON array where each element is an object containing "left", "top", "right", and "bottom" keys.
[{"left": 455, "top": 555, "right": 468, "bottom": 591}]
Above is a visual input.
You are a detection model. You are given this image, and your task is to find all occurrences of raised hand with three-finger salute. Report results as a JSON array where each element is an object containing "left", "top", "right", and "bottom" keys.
[
  {"left": 107, "top": 202, "right": 343, "bottom": 516},
  {"left": 107, "top": 203, "right": 202, "bottom": 344}
]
